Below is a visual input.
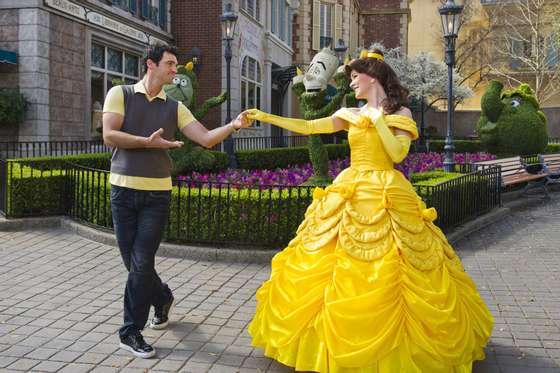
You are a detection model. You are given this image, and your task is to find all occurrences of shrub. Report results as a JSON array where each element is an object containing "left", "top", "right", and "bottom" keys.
[
  {"left": 169, "top": 147, "right": 227, "bottom": 176},
  {"left": 236, "top": 144, "right": 349, "bottom": 170},
  {"left": 426, "top": 140, "right": 484, "bottom": 153},
  {"left": 544, "top": 143, "right": 560, "bottom": 154},
  {"left": 410, "top": 171, "right": 463, "bottom": 185},
  {"left": 0, "top": 88, "right": 27, "bottom": 127},
  {"left": 12, "top": 153, "right": 112, "bottom": 171}
]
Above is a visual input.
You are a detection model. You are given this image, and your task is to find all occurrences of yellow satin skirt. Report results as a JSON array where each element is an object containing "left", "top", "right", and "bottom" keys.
[{"left": 248, "top": 169, "right": 493, "bottom": 372}]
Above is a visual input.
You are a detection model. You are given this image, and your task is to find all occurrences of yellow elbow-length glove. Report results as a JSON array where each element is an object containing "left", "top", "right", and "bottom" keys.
[
  {"left": 375, "top": 111, "right": 412, "bottom": 163},
  {"left": 246, "top": 109, "right": 334, "bottom": 135}
]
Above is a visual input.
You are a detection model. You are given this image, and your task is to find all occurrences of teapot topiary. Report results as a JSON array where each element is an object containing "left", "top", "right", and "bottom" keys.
[{"left": 476, "top": 80, "right": 548, "bottom": 155}]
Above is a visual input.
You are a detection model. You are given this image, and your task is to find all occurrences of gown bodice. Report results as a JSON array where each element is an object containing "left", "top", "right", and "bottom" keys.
[{"left": 334, "top": 106, "right": 419, "bottom": 172}]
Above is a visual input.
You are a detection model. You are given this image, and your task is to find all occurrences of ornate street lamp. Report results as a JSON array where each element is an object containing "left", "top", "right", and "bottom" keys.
[
  {"left": 439, "top": 0, "right": 463, "bottom": 172},
  {"left": 220, "top": 3, "right": 238, "bottom": 167},
  {"left": 333, "top": 39, "right": 347, "bottom": 65},
  {"left": 189, "top": 47, "right": 201, "bottom": 74}
]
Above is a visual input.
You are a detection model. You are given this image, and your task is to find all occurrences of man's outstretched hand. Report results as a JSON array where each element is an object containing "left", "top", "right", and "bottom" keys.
[
  {"left": 232, "top": 111, "right": 253, "bottom": 130},
  {"left": 145, "top": 128, "right": 184, "bottom": 149}
]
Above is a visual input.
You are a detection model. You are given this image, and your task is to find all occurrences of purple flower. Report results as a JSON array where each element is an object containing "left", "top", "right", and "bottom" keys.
[{"left": 177, "top": 152, "right": 496, "bottom": 187}]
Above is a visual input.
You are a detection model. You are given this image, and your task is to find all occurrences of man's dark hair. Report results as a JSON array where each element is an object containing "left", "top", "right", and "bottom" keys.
[{"left": 143, "top": 44, "right": 178, "bottom": 73}]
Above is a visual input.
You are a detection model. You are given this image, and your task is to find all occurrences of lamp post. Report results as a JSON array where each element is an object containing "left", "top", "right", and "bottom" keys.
[
  {"left": 220, "top": 3, "right": 238, "bottom": 168},
  {"left": 439, "top": 0, "right": 463, "bottom": 172},
  {"left": 189, "top": 47, "right": 201, "bottom": 74},
  {"left": 333, "top": 39, "right": 347, "bottom": 65}
]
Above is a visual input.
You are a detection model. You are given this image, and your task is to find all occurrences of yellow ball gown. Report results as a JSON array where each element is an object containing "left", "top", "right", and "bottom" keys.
[{"left": 248, "top": 107, "right": 494, "bottom": 373}]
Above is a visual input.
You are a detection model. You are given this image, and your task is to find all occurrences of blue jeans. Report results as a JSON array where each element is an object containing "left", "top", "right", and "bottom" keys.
[{"left": 110, "top": 185, "right": 173, "bottom": 339}]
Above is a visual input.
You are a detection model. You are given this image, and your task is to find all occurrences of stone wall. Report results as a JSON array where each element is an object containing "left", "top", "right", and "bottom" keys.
[{"left": 48, "top": 13, "right": 87, "bottom": 140}]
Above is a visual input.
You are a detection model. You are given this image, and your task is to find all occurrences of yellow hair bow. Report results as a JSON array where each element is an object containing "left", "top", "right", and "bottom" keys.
[{"left": 359, "top": 50, "right": 384, "bottom": 61}]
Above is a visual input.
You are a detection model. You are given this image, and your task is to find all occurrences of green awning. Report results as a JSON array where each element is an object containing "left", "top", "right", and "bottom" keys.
[{"left": 0, "top": 49, "right": 17, "bottom": 65}]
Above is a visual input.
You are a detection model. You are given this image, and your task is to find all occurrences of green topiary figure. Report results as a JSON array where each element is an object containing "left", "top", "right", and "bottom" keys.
[
  {"left": 477, "top": 80, "right": 548, "bottom": 155},
  {"left": 164, "top": 62, "right": 227, "bottom": 121},
  {"left": 292, "top": 49, "right": 352, "bottom": 185},
  {"left": 163, "top": 61, "right": 228, "bottom": 175}
]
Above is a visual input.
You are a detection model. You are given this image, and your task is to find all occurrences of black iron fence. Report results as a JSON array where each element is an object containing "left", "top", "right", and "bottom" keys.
[
  {"left": 415, "top": 164, "right": 501, "bottom": 231},
  {"left": 1, "top": 136, "right": 559, "bottom": 160},
  {"left": 67, "top": 163, "right": 315, "bottom": 247},
  {"left": 0, "top": 140, "right": 110, "bottom": 159},
  {"left": 0, "top": 160, "right": 5, "bottom": 217},
  {"left": 1, "top": 159, "right": 502, "bottom": 246}
]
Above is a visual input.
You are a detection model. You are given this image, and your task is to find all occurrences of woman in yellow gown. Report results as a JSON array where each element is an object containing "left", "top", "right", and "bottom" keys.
[{"left": 245, "top": 50, "right": 493, "bottom": 373}]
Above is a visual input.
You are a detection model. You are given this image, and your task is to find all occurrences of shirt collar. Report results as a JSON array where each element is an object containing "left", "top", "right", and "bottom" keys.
[{"left": 133, "top": 79, "right": 167, "bottom": 101}]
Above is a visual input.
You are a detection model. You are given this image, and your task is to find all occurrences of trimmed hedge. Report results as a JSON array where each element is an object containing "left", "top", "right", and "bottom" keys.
[
  {"left": 426, "top": 140, "right": 484, "bottom": 153},
  {"left": 410, "top": 171, "right": 463, "bottom": 185},
  {"left": 236, "top": 144, "right": 350, "bottom": 170}
]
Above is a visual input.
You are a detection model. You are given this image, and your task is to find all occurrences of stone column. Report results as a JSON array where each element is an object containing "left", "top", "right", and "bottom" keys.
[{"left": 18, "top": 7, "right": 50, "bottom": 142}]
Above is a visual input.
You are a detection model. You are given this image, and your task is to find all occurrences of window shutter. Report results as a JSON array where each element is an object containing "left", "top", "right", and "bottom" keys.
[
  {"left": 140, "top": 0, "right": 149, "bottom": 19},
  {"left": 312, "top": 0, "right": 321, "bottom": 50},
  {"left": 334, "top": 4, "right": 343, "bottom": 45},
  {"left": 159, "top": 0, "right": 166, "bottom": 29},
  {"left": 129, "top": 0, "right": 137, "bottom": 14}
]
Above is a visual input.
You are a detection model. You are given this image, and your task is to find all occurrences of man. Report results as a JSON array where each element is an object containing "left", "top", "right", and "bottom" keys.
[{"left": 103, "top": 44, "right": 250, "bottom": 358}]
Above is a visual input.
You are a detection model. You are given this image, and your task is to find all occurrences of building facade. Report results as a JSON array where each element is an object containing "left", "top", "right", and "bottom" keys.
[
  {"left": 172, "top": 0, "right": 299, "bottom": 139},
  {"left": 0, "top": 0, "right": 172, "bottom": 142}
]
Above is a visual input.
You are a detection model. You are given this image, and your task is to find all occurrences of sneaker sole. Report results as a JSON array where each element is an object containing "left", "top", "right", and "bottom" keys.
[
  {"left": 119, "top": 342, "right": 156, "bottom": 359},
  {"left": 149, "top": 297, "right": 176, "bottom": 330}
]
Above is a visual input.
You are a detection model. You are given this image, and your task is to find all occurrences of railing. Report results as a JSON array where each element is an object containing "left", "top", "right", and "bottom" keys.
[
  {"left": 0, "top": 159, "right": 5, "bottom": 216},
  {"left": 415, "top": 164, "right": 501, "bottom": 231},
  {"left": 1, "top": 159, "right": 502, "bottom": 245},
  {"left": 67, "top": 164, "right": 314, "bottom": 247},
  {"left": 0, "top": 141, "right": 110, "bottom": 159},
  {"left": 549, "top": 138, "right": 560, "bottom": 144},
  {"left": 234, "top": 136, "right": 308, "bottom": 151}
]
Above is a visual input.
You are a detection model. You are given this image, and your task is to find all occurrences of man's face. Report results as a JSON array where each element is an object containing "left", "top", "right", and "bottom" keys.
[{"left": 149, "top": 51, "right": 178, "bottom": 84}]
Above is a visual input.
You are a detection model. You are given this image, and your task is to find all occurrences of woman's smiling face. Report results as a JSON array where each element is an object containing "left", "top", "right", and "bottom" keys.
[{"left": 349, "top": 70, "right": 374, "bottom": 99}]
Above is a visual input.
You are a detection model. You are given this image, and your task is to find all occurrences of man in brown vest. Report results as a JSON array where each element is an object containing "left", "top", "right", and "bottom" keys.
[{"left": 103, "top": 44, "right": 250, "bottom": 358}]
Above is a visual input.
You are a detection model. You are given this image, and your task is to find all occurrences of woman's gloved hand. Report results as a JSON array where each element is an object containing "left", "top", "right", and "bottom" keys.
[
  {"left": 374, "top": 108, "right": 412, "bottom": 163},
  {"left": 244, "top": 109, "right": 334, "bottom": 135}
]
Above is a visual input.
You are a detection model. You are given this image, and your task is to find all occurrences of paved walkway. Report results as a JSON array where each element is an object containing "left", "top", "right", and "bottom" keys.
[{"left": 0, "top": 196, "right": 559, "bottom": 373}]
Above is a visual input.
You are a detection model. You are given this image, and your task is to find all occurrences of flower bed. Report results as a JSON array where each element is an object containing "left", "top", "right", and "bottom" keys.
[{"left": 177, "top": 152, "right": 496, "bottom": 187}]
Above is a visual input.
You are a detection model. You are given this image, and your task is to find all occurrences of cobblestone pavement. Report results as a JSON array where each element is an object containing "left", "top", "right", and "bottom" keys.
[{"left": 0, "top": 196, "right": 559, "bottom": 373}]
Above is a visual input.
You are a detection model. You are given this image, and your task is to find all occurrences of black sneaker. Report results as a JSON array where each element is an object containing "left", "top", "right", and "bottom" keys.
[
  {"left": 119, "top": 332, "right": 156, "bottom": 358},
  {"left": 149, "top": 295, "right": 175, "bottom": 330}
]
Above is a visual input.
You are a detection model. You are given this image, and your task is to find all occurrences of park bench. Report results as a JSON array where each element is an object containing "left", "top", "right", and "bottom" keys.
[
  {"left": 474, "top": 156, "right": 548, "bottom": 196},
  {"left": 539, "top": 153, "right": 560, "bottom": 187}
]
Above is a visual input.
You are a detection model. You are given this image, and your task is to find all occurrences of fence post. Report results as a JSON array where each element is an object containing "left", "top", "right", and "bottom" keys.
[{"left": 0, "top": 159, "right": 5, "bottom": 216}]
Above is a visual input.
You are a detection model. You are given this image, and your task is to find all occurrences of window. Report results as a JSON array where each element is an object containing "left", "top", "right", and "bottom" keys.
[
  {"left": 108, "top": 0, "right": 167, "bottom": 30},
  {"left": 320, "top": 3, "right": 333, "bottom": 48},
  {"left": 90, "top": 42, "right": 140, "bottom": 133},
  {"left": 312, "top": 1, "right": 341, "bottom": 51},
  {"left": 241, "top": 0, "right": 260, "bottom": 21},
  {"left": 241, "top": 56, "right": 262, "bottom": 128},
  {"left": 271, "top": 0, "right": 291, "bottom": 44}
]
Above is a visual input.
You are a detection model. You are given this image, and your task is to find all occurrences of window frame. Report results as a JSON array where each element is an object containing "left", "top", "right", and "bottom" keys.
[
  {"left": 240, "top": 0, "right": 261, "bottom": 22},
  {"left": 240, "top": 56, "right": 263, "bottom": 128},
  {"left": 319, "top": 2, "right": 334, "bottom": 49}
]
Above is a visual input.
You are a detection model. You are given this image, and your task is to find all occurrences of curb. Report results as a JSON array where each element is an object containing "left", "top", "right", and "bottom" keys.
[
  {"left": 1, "top": 189, "right": 555, "bottom": 263},
  {"left": 60, "top": 218, "right": 279, "bottom": 263}
]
